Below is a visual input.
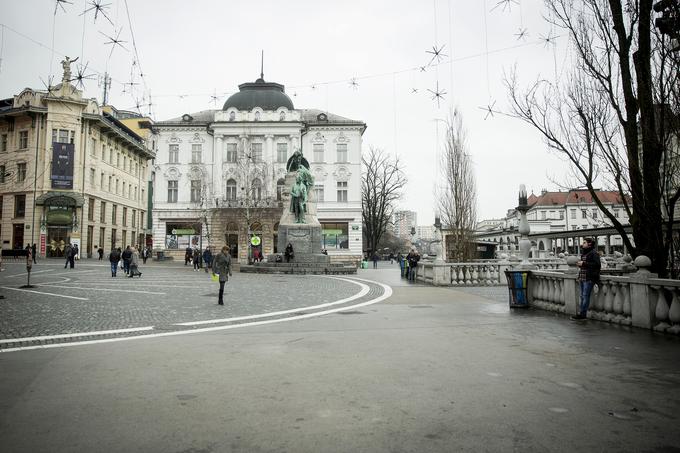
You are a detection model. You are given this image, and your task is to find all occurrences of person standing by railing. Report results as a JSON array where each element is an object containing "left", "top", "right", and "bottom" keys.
[{"left": 571, "top": 238, "right": 601, "bottom": 321}]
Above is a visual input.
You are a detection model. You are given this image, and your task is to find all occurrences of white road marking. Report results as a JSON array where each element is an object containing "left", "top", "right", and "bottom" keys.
[
  {"left": 35, "top": 284, "right": 166, "bottom": 295},
  {"left": 0, "top": 277, "right": 393, "bottom": 353},
  {"left": 4, "top": 269, "right": 55, "bottom": 278},
  {"left": 0, "top": 326, "right": 155, "bottom": 344},
  {"left": 175, "top": 277, "right": 370, "bottom": 326},
  {"left": 0, "top": 286, "right": 89, "bottom": 300}
]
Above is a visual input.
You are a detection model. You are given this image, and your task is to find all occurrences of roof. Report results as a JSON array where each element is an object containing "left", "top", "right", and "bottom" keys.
[
  {"left": 222, "top": 78, "right": 294, "bottom": 111},
  {"left": 300, "top": 109, "right": 364, "bottom": 126},
  {"left": 529, "top": 190, "right": 628, "bottom": 207},
  {"left": 160, "top": 110, "right": 216, "bottom": 124}
]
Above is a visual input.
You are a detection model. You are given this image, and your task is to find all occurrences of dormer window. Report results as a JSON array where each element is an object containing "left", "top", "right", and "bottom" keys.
[
  {"left": 182, "top": 114, "right": 193, "bottom": 122},
  {"left": 317, "top": 113, "right": 328, "bottom": 122},
  {"left": 229, "top": 111, "right": 236, "bottom": 121},
  {"left": 279, "top": 111, "right": 286, "bottom": 121},
  {"left": 254, "top": 111, "right": 261, "bottom": 121}
]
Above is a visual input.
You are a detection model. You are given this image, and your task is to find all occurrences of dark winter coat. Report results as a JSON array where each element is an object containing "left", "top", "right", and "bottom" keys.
[{"left": 579, "top": 247, "right": 601, "bottom": 282}]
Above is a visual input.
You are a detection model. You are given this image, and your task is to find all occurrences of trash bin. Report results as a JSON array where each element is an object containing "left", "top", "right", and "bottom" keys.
[
  {"left": 504, "top": 270, "right": 529, "bottom": 308},
  {"left": 361, "top": 260, "right": 368, "bottom": 269}
]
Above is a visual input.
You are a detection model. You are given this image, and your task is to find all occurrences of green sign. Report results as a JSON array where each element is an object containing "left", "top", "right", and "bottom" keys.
[
  {"left": 250, "top": 236, "right": 261, "bottom": 246},
  {"left": 172, "top": 228, "right": 196, "bottom": 235}
]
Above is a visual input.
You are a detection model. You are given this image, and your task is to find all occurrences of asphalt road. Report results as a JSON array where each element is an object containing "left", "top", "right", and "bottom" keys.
[{"left": 1, "top": 261, "right": 679, "bottom": 452}]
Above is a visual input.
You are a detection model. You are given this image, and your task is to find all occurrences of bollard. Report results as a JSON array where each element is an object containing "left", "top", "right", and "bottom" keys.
[{"left": 20, "top": 249, "right": 35, "bottom": 289}]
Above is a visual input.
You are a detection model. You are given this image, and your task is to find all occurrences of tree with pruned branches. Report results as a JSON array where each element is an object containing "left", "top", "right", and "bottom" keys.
[
  {"left": 362, "top": 147, "right": 407, "bottom": 256},
  {"left": 435, "top": 108, "right": 478, "bottom": 262},
  {"left": 506, "top": 0, "right": 680, "bottom": 277}
]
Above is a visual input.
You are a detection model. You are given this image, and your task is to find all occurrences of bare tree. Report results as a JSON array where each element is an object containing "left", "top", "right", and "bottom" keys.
[
  {"left": 362, "top": 147, "right": 407, "bottom": 256},
  {"left": 506, "top": 0, "right": 680, "bottom": 277},
  {"left": 435, "top": 108, "right": 478, "bottom": 262}
]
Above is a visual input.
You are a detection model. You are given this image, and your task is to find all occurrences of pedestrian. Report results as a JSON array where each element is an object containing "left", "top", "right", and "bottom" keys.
[
  {"left": 122, "top": 246, "right": 132, "bottom": 275},
  {"left": 63, "top": 243, "right": 72, "bottom": 268},
  {"left": 212, "top": 245, "right": 232, "bottom": 306},
  {"left": 73, "top": 244, "right": 79, "bottom": 261},
  {"left": 202, "top": 246, "right": 213, "bottom": 273},
  {"left": 571, "top": 238, "right": 601, "bottom": 321},
  {"left": 128, "top": 246, "right": 142, "bottom": 278},
  {"left": 109, "top": 247, "right": 121, "bottom": 277},
  {"left": 185, "top": 246, "right": 192, "bottom": 266},
  {"left": 389, "top": 252, "right": 394, "bottom": 265},
  {"left": 142, "top": 246, "right": 149, "bottom": 264},
  {"left": 285, "top": 243, "right": 294, "bottom": 263},
  {"left": 98, "top": 247, "right": 104, "bottom": 260},
  {"left": 193, "top": 247, "right": 201, "bottom": 271},
  {"left": 372, "top": 252, "right": 379, "bottom": 269},
  {"left": 407, "top": 249, "right": 420, "bottom": 281},
  {"left": 31, "top": 243, "right": 37, "bottom": 263}
]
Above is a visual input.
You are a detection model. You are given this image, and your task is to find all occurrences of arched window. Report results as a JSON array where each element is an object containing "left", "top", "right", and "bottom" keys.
[
  {"left": 252, "top": 178, "right": 262, "bottom": 200},
  {"left": 250, "top": 221, "right": 263, "bottom": 233},
  {"left": 226, "top": 179, "right": 237, "bottom": 200},
  {"left": 276, "top": 178, "right": 285, "bottom": 201},
  {"left": 229, "top": 111, "right": 235, "bottom": 121},
  {"left": 279, "top": 111, "right": 286, "bottom": 121}
]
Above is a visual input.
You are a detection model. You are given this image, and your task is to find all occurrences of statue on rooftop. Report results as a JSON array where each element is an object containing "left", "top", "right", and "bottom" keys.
[{"left": 61, "top": 56, "right": 78, "bottom": 84}]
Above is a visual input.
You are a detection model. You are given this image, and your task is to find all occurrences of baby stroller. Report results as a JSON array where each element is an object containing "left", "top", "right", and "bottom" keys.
[{"left": 128, "top": 263, "right": 142, "bottom": 278}]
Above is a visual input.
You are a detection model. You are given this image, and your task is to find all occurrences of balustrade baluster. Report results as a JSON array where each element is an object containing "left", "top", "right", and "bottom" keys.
[
  {"left": 668, "top": 288, "right": 680, "bottom": 335},
  {"left": 471, "top": 266, "right": 479, "bottom": 285},
  {"left": 613, "top": 281, "right": 625, "bottom": 323},
  {"left": 604, "top": 281, "right": 615, "bottom": 322},
  {"left": 652, "top": 286, "right": 671, "bottom": 332},
  {"left": 548, "top": 278, "right": 556, "bottom": 304},
  {"left": 621, "top": 283, "right": 632, "bottom": 325},
  {"left": 590, "top": 282, "right": 602, "bottom": 318},
  {"left": 464, "top": 266, "right": 472, "bottom": 285}
]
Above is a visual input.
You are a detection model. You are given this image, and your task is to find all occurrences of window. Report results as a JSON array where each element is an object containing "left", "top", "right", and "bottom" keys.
[
  {"left": 100, "top": 202, "right": 106, "bottom": 223},
  {"left": 336, "top": 143, "right": 348, "bottom": 162},
  {"left": 115, "top": 179, "right": 119, "bottom": 195},
  {"left": 167, "top": 180, "right": 178, "bottom": 203},
  {"left": 559, "top": 211, "right": 564, "bottom": 220},
  {"left": 277, "top": 142, "right": 288, "bottom": 163},
  {"left": 0, "top": 196, "right": 3, "bottom": 218},
  {"left": 336, "top": 181, "right": 348, "bottom": 202},
  {"left": 190, "top": 180, "right": 201, "bottom": 203},
  {"left": 90, "top": 168, "right": 95, "bottom": 186},
  {"left": 191, "top": 144, "right": 202, "bottom": 163},
  {"left": 90, "top": 138, "right": 96, "bottom": 156},
  {"left": 1, "top": 134, "right": 7, "bottom": 152},
  {"left": 17, "top": 163, "right": 26, "bottom": 182},
  {"left": 88, "top": 198, "right": 95, "bottom": 221},
  {"left": 100, "top": 172, "right": 105, "bottom": 188},
  {"left": 322, "top": 222, "right": 349, "bottom": 249},
  {"left": 108, "top": 176, "right": 112, "bottom": 192},
  {"left": 226, "top": 143, "right": 237, "bottom": 162},
  {"left": 614, "top": 209, "right": 619, "bottom": 218},
  {"left": 19, "top": 131, "right": 28, "bottom": 149},
  {"left": 116, "top": 153, "right": 121, "bottom": 168},
  {"left": 581, "top": 209, "right": 587, "bottom": 219},
  {"left": 251, "top": 143, "right": 262, "bottom": 162},
  {"left": 109, "top": 148, "right": 113, "bottom": 163},
  {"left": 123, "top": 155, "right": 127, "bottom": 172},
  {"left": 112, "top": 204, "right": 117, "bottom": 225},
  {"left": 226, "top": 179, "right": 237, "bottom": 200},
  {"left": 140, "top": 211, "right": 145, "bottom": 229},
  {"left": 132, "top": 210, "right": 136, "bottom": 228},
  {"left": 251, "top": 178, "right": 262, "bottom": 200},
  {"left": 122, "top": 207, "right": 128, "bottom": 226},
  {"left": 276, "top": 179, "right": 285, "bottom": 201},
  {"left": 229, "top": 111, "right": 235, "bottom": 121},
  {"left": 0, "top": 165, "right": 5, "bottom": 183},
  {"left": 592, "top": 209, "right": 598, "bottom": 219},
  {"left": 571, "top": 209, "right": 576, "bottom": 219},
  {"left": 313, "top": 143, "right": 324, "bottom": 163},
  {"left": 14, "top": 194, "right": 26, "bottom": 218},
  {"left": 169, "top": 144, "right": 179, "bottom": 163},
  {"left": 540, "top": 211, "right": 546, "bottom": 220},
  {"left": 314, "top": 184, "right": 324, "bottom": 202}
]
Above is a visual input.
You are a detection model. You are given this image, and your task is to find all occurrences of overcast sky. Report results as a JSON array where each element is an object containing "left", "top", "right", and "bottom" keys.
[{"left": 0, "top": 0, "right": 573, "bottom": 225}]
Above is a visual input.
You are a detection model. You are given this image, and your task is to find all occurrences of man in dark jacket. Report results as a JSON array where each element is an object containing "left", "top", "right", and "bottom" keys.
[
  {"left": 407, "top": 249, "right": 420, "bottom": 282},
  {"left": 109, "top": 248, "right": 121, "bottom": 277},
  {"left": 121, "top": 246, "right": 132, "bottom": 275},
  {"left": 571, "top": 238, "right": 601, "bottom": 320},
  {"left": 212, "top": 246, "right": 232, "bottom": 305}
]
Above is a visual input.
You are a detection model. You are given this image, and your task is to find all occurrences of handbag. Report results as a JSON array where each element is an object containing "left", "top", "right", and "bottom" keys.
[{"left": 211, "top": 273, "right": 219, "bottom": 282}]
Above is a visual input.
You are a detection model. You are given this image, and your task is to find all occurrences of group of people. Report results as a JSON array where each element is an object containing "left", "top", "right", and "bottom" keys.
[
  {"left": 108, "top": 245, "right": 143, "bottom": 278},
  {"left": 97, "top": 246, "right": 152, "bottom": 264},
  {"left": 63, "top": 243, "right": 79, "bottom": 269},
  {"left": 184, "top": 246, "right": 215, "bottom": 273}
]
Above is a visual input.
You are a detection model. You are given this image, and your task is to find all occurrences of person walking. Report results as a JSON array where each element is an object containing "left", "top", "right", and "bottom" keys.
[
  {"left": 212, "top": 245, "right": 232, "bottom": 306},
  {"left": 372, "top": 252, "right": 379, "bottom": 269},
  {"left": 407, "top": 249, "right": 420, "bottom": 282},
  {"left": 122, "top": 246, "right": 132, "bottom": 275},
  {"left": 571, "top": 238, "right": 601, "bottom": 321},
  {"left": 185, "top": 246, "right": 192, "bottom": 266},
  {"left": 193, "top": 247, "right": 201, "bottom": 271},
  {"left": 63, "top": 243, "right": 72, "bottom": 269},
  {"left": 202, "top": 246, "right": 213, "bottom": 273},
  {"left": 31, "top": 243, "right": 37, "bottom": 263},
  {"left": 128, "top": 246, "right": 142, "bottom": 278},
  {"left": 109, "top": 247, "right": 121, "bottom": 277},
  {"left": 141, "top": 246, "right": 149, "bottom": 265},
  {"left": 98, "top": 247, "right": 104, "bottom": 260}
]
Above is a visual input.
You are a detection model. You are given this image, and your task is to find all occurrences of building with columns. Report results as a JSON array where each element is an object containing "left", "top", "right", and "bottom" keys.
[
  {"left": 152, "top": 74, "right": 365, "bottom": 263},
  {"left": 0, "top": 64, "right": 154, "bottom": 258}
]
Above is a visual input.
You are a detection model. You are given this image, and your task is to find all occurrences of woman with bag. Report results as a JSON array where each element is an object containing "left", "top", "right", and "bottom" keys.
[{"left": 212, "top": 245, "right": 232, "bottom": 306}]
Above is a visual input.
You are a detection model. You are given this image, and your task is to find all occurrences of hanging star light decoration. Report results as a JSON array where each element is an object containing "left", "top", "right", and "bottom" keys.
[
  {"left": 80, "top": 0, "right": 114, "bottom": 25},
  {"left": 69, "top": 61, "right": 96, "bottom": 91},
  {"left": 411, "top": 88, "right": 419, "bottom": 94},
  {"left": 539, "top": 31, "right": 557, "bottom": 48},
  {"left": 122, "top": 80, "right": 138, "bottom": 95},
  {"left": 426, "top": 44, "right": 447, "bottom": 66},
  {"left": 40, "top": 75, "right": 72, "bottom": 110},
  {"left": 292, "top": 91, "right": 297, "bottom": 97},
  {"left": 133, "top": 98, "right": 143, "bottom": 114},
  {"left": 310, "top": 84, "right": 317, "bottom": 90},
  {"left": 515, "top": 27, "right": 529, "bottom": 41},
  {"left": 348, "top": 78, "right": 359, "bottom": 90},
  {"left": 54, "top": 0, "right": 72, "bottom": 15},
  {"left": 419, "top": 66, "right": 427, "bottom": 73},
  {"left": 210, "top": 90, "right": 220, "bottom": 106},
  {"left": 478, "top": 100, "right": 499, "bottom": 120},
  {"left": 100, "top": 28, "right": 128, "bottom": 59},
  {"left": 491, "top": 0, "right": 519, "bottom": 12},
  {"left": 427, "top": 81, "right": 447, "bottom": 108}
]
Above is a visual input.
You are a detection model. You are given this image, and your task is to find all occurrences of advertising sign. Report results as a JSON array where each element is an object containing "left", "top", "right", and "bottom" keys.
[
  {"left": 40, "top": 234, "right": 46, "bottom": 256},
  {"left": 51, "top": 142, "right": 75, "bottom": 189}
]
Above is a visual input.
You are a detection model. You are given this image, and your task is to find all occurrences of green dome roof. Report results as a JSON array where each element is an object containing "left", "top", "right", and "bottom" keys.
[{"left": 223, "top": 78, "right": 294, "bottom": 111}]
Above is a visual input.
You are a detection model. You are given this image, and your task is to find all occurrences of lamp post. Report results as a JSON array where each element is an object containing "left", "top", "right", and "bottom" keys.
[{"left": 516, "top": 184, "right": 535, "bottom": 269}]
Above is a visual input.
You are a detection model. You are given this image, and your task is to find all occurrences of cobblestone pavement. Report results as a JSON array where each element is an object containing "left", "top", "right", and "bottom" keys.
[{"left": 0, "top": 259, "right": 387, "bottom": 351}]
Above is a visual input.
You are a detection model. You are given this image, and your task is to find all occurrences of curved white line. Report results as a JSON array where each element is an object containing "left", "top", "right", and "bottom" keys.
[
  {"left": 0, "top": 277, "right": 393, "bottom": 353},
  {"left": 175, "top": 276, "right": 369, "bottom": 326}
]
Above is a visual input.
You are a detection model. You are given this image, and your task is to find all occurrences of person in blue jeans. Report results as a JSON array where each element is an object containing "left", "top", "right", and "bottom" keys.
[{"left": 571, "top": 238, "right": 601, "bottom": 320}]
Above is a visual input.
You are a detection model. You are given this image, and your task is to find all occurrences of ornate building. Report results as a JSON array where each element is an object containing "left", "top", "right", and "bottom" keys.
[
  {"left": 0, "top": 62, "right": 154, "bottom": 257},
  {"left": 152, "top": 74, "right": 365, "bottom": 263}
]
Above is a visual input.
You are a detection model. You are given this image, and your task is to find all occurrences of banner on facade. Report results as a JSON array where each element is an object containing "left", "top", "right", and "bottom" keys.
[{"left": 51, "top": 143, "right": 75, "bottom": 189}]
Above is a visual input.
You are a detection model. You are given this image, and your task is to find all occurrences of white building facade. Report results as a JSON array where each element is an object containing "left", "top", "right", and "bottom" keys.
[{"left": 152, "top": 76, "right": 365, "bottom": 263}]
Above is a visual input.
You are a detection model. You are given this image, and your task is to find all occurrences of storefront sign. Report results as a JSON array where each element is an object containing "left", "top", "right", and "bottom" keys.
[
  {"left": 51, "top": 143, "right": 75, "bottom": 189},
  {"left": 40, "top": 234, "right": 46, "bottom": 255},
  {"left": 250, "top": 236, "right": 261, "bottom": 246},
  {"left": 171, "top": 228, "right": 196, "bottom": 235}
]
